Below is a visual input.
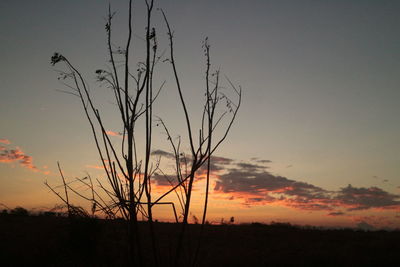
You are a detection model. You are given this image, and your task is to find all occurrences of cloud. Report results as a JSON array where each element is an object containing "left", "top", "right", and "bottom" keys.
[
  {"left": 257, "top": 159, "right": 272, "bottom": 164},
  {"left": 150, "top": 152, "right": 234, "bottom": 179},
  {"left": 211, "top": 156, "right": 234, "bottom": 165},
  {"left": 0, "top": 139, "right": 11, "bottom": 144},
  {"left": 327, "top": 211, "right": 346, "bottom": 216},
  {"left": 86, "top": 159, "right": 112, "bottom": 171},
  {"left": 336, "top": 184, "right": 400, "bottom": 211},
  {"left": 149, "top": 154, "right": 400, "bottom": 214},
  {"left": 0, "top": 147, "right": 38, "bottom": 171},
  {"left": 151, "top": 149, "right": 175, "bottom": 159},
  {"left": 196, "top": 156, "right": 235, "bottom": 176},
  {"left": 152, "top": 172, "right": 179, "bottom": 187},
  {"left": 86, "top": 164, "right": 105, "bottom": 170},
  {"left": 0, "top": 141, "right": 50, "bottom": 175},
  {"left": 235, "top": 162, "right": 267, "bottom": 172},
  {"left": 214, "top": 168, "right": 331, "bottom": 209},
  {"left": 105, "top": 130, "right": 122, "bottom": 137},
  {"left": 213, "top": 161, "right": 400, "bottom": 212},
  {"left": 249, "top": 157, "right": 272, "bottom": 164},
  {"left": 152, "top": 155, "right": 235, "bottom": 189}
]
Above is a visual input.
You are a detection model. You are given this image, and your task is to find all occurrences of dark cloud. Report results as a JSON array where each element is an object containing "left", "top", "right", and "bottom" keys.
[
  {"left": 327, "top": 211, "right": 346, "bottom": 216},
  {"left": 197, "top": 156, "right": 235, "bottom": 175},
  {"left": 336, "top": 184, "right": 400, "bottom": 211},
  {"left": 214, "top": 169, "right": 331, "bottom": 209},
  {"left": 211, "top": 156, "right": 234, "bottom": 165},
  {"left": 152, "top": 172, "right": 179, "bottom": 187},
  {"left": 285, "top": 200, "right": 333, "bottom": 211},
  {"left": 152, "top": 150, "right": 234, "bottom": 167},
  {"left": 215, "top": 170, "right": 286, "bottom": 194},
  {"left": 257, "top": 159, "right": 272, "bottom": 164},
  {"left": 250, "top": 157, "right": 272, "bottom": 164},
  {"left": 153, "top": 155, "right": 235, "bottom": 186},
  {"left": 235, "top": 162, "right": 267, "bottom": 172},
  {"left": 151, "top": 149, "right": 175, "bottom": 159},
  {"left": 213, "top": 166, "right": 400, "bottom": 213},
  {"left": 197, "top": 161, "right": 225, "bottom": 176}
]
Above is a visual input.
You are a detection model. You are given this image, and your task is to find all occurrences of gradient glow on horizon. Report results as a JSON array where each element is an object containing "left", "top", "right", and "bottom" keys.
[{"left": 1, "top": 0, "right": 400, "bottom": 229}]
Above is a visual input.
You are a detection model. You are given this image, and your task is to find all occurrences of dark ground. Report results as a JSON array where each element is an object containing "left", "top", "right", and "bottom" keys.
[{"left": 0, "top": 213, "right": 399, "bottom": 266}]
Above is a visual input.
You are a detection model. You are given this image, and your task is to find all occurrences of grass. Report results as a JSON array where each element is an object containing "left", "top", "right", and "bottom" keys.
[{"left": 0, "top": 211, "right": 399, "bottom": 266}]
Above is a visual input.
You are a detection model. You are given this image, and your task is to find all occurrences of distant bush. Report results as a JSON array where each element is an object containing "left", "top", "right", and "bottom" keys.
[
  {"left": 10, "top": 207, "right": 29, "bottom": 216},
  {"left": 269, "top": 222, "right": 293, "bottom": 228},
  {"left": 42, "top": 211, "right": 57, "bottom": 217},
  {"left": 250, "top": 222, "right": 265, "bottom": 227}
]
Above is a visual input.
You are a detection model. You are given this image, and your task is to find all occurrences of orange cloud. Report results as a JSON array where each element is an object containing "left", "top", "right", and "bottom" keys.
[
  {"left": 86, "top": 164, "right": 106, "bottom": 170},
  {"left": 0, "top": 147, "right": 38, "bottom": 172},
  {"left": 0, "top": 139, "right": 11, "bottom": 144},
  {"left": 106, "top": 130, "right": 122, "bottom": 137},
  {"left": 86, "top": 159, "right": 112, "bottom": 171},
  {"left": 0, "top": 142, "right": 50, "bottom": 175}
]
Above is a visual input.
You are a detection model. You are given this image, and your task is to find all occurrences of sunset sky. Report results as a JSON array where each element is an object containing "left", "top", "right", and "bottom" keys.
[{"left": 1, "top": 0, "right": 400, "bottom": 229}]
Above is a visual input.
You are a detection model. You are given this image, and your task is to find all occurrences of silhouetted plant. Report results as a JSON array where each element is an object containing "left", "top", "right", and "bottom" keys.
[
  {"left": 49, "top": 0, "right": 241, "bottom": 266},
  {"left": 10, "top": 207, "right": 28, "bottom": 216}
]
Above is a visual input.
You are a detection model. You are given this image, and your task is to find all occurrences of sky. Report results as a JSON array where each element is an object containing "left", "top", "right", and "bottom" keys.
[{"left": 1, "top": 0, "right": 400, "bottom": 229}]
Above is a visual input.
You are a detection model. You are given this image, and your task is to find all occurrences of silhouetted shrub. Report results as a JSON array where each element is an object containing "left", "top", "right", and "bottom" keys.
[
  {"left": 10, "top": 207, "right": 28, "bottom": 216},
  {"left": 270, "top": 222, "right": 293, "bottom": 228},
  {"left": 250, "top": 222, "right": 265, "bottom": 227},
  {"left": 42, "top": 211, "right": 57, "bottom": 217}
]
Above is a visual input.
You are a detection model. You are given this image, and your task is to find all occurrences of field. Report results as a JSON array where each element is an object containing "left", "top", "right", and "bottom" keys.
[{"left": 1, "top": 212, "right": 398, "bottom": 266}]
